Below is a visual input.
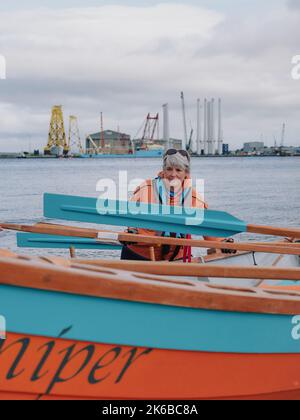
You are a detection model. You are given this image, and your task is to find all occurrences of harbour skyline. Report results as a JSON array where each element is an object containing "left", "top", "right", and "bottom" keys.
[{"left": 0, "top": 0, "right": 300, "bottom": 152}]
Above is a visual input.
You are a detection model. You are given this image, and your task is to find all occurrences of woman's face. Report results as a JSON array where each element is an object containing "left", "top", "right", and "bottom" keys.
[{"left": 164, "top": 166, "right": 188, "bottom": 182}]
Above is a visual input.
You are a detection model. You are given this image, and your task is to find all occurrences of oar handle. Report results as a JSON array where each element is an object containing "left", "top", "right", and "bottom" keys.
[{"left": 247, "top": 224, "right": 300, "bottom": 239}]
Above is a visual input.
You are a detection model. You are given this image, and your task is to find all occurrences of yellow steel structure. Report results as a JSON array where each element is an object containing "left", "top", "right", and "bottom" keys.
[
  {"left": 68, "top": 115, "right": 84, "bottom": 154},
  {"left": 45, "top": 106, "right": 69, "bottom": 156}
]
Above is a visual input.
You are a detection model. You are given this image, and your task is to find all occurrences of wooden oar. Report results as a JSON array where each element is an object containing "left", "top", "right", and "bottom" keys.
[
  {"left": 43, "top": 193, "right": 300, "bottom": 239},
  {"left": 0, "top": 222, "right": 98, "bottom": 238},
  {"left": 2, "top": 222, "right": 300, "bottom": 256},
  {"left": 3, "top": 221, "right": 300, "bottom": 247},
  {"left": 73, "top": 259, "right": 300, "bottom": 281},
  {"left": 247, "top": 224, "right": 300, "bottom": 237},
  {"left": 30, "top": 224, "right": 300, "bottom": 249}
]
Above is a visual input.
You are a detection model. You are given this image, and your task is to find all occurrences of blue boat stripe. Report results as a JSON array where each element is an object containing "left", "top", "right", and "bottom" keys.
[{"left": 0, "top": 284, "right": 299, "bottom": 354}]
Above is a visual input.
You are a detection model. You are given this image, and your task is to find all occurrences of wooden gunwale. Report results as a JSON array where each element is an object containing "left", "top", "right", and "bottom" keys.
[{"left": 1, "top": 254, "right": 300, "bottom": 315}]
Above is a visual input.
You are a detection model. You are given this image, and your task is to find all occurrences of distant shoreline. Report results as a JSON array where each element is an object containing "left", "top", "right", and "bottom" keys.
[{"left": 0, "top": 154, "right": 299, "bottom": 160}]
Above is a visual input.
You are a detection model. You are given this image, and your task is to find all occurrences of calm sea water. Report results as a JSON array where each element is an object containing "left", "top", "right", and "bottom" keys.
[{"left": 0, "top": 156, "right": 299, "bottom": 259}]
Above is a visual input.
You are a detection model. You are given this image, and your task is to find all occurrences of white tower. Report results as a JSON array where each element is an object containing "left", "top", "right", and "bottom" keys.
[
  {"left": 204, "top": 98, "right": 208, "bottom": 155},
  {"left": 218, "top": 98, "right": 223, "bottom": 155},
  {"left": 163, "top": 103, "right": 170, "bottom": 150},
  {"left": 207, "top": 100, "right": 213, "bottom": 155},
  {"left": 281, "top": 123, "right": 286, "bottom": 147},
  {"left": 196, "top": 99, "right": 203, "bottom": 155},
  {"left": 181, "top": 92, "right": 188, "bottom": 150},
  {"left": 210, "top": 98, "right": 215, "bottom": 155}
]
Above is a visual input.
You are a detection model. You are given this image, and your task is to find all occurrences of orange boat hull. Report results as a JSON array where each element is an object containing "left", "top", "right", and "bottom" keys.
[{"left": 1, "top": 333, "right": 300, "bottom": 400}]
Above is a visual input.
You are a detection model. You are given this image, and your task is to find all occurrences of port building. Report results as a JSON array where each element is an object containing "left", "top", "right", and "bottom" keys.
[
  {"left": 86, "top": 130, "right": 132, "bottom": 155},
  {"left": 243, "top": 142, "right": 265, "bottom": 154}
]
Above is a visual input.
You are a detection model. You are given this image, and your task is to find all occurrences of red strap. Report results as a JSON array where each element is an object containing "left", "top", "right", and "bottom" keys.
[
  {"left": 183, "top": 234, "right": 192, "bottom": 263},
  {"left": 183, "top": 245, "right": 188, "bottom": 263},
  {"left": 187, "top": 234, "right": 192, "bottom": 263}
]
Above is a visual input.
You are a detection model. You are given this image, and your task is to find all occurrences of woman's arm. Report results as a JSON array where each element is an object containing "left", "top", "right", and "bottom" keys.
[{"left": 193, "top": 194, "right": 236, "bottom": 253}]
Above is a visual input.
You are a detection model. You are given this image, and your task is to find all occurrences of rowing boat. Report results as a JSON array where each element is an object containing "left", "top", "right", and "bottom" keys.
[
  {"left": 1, "top": 251, "right": 300, "bottom": 400},
  {"left": 1, "top": 193, "right": 300, "bottom": 399}
]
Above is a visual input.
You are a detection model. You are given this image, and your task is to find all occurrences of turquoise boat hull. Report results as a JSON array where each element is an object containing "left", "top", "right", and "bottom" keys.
[{"left": 0, "top": 283, "right": 299, "bottom": 354}]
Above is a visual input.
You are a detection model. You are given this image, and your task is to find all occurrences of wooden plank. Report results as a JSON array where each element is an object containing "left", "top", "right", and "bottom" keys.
[{"left": 73, "top": 259, "right": 300, "bottom": 281}]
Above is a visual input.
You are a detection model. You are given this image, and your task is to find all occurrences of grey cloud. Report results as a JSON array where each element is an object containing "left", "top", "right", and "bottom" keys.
[
  {"left": 196, "top": 10, "right": 300, "bottom": 59},
  {"left": 0, "top": 2, "right": 300, "bottom": 152},
  {"left": 287, "top": 0, "right": 300, "bottom": 9}
]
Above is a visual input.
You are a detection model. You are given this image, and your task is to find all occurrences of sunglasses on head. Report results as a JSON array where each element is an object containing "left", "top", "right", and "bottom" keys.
[{"left": 164, "top": 149, "right": 190, "bottom": 161}]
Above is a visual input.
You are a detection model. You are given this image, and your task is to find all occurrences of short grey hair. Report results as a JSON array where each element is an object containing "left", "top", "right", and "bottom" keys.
[{"left": 163, "top": 153, "right": 190, "bottom": 172}]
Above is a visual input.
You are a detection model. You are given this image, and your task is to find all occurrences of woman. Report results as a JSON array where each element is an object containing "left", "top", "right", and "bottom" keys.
[{"left": 121, "top": 149, "right": 234, "bottom": 261}]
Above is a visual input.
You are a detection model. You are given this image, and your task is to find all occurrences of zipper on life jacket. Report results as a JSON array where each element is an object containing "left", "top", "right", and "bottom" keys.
[{"left": 155, "top": 177, "right": 191, "bottom": 262}]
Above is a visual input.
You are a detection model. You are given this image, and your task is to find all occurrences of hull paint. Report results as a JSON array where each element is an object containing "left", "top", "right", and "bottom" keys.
[
  {"left": 0, "top": 284, "right": 300, "bottom": 354},
  {"left": 1, "top": 333, "right": 300, "bottom": 400}
]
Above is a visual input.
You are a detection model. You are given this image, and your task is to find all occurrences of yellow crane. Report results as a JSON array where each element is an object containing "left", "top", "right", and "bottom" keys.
[{"left": 45, "top": 106, "right": 69, "bottom": 156}]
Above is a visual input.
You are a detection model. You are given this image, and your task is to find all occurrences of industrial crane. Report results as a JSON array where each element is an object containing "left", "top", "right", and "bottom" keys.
[
  {"left": 45, "top": 106, "right": 69, "bottom": 156},
  {"left": 68, "top": 116, "right": 84, "bottom": 155},
  {"left": 141, "top": 113, "right": 159, "bottom": 145}
]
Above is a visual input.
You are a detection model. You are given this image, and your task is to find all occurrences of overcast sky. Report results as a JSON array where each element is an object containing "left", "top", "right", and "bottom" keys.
[{"left": 0, "top": 0, "right": 299, "bottom": 152}]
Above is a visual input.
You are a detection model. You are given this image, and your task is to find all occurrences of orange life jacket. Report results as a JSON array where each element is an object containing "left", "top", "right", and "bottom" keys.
[{"left": 126, "top": 176, "right": 208, "bottom": 261}]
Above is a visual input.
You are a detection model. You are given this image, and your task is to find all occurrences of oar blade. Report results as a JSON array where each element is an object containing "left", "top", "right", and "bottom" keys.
[
  {"left": 17, "top": 233, "right": 122, "bottom": 251},
  {"left": 44, "top": 193, "right": 247, "bottom": 238}
]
